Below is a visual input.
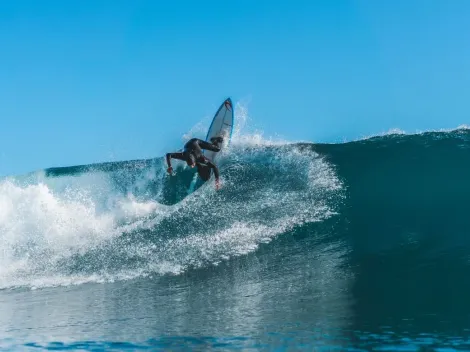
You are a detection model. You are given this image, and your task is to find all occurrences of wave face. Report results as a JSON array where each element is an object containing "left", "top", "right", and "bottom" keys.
[
  {"left": 0, "top": 130, "right": 344, "bottom": 289},
  {"left": 314, "top": 128, "right": 470, "bottom": 330},
  {"left": 3, "top": 119, "right": 470, "bottom": 349},
  {"left": 2, "top": 125, "right": 470, "bottom": 317}
]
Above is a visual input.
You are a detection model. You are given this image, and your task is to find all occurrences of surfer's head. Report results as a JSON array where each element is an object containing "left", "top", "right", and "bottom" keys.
[{"left": 184, "top": 152, "right": 196, "bottom": 167}]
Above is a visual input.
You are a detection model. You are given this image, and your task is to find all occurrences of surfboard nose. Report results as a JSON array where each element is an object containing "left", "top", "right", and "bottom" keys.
[{"left": 224, "top": 98, "right": 232, "bottom": 110}]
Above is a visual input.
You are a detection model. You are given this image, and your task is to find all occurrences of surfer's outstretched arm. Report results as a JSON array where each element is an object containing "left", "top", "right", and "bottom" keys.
[
  {"left": 206, "top": 160, "right": 220, "bottom": 190},
  {"left": 205, "top": 160, "right": 220, "bottom": 181},
  {"left": 205, "top": 160, "right": 221, "bottom": 190},
  {"left": 166, "top": 152, "right": 185, "bottom": 170}
]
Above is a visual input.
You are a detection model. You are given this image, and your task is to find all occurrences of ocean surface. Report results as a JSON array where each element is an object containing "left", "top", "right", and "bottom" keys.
[{"left": 1, "top": 119, "right": 470, "bottom": 351}]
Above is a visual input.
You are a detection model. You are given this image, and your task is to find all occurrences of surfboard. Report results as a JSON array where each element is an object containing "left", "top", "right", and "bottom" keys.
[
  {"left": 204, "top": 98, "right": 234, "bottom": 159},
  {"left": 197, "top": 98, "right": 234, "bottom": 181}
]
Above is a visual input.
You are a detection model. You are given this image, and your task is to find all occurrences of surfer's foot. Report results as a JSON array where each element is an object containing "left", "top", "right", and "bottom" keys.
[{"left": 210, "top": 136, "right": 223, "bottom": 146}]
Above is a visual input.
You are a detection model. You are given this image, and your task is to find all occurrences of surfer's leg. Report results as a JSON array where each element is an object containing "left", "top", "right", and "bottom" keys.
[
  {"left": 198, "top": 139, "right": 221, "bottom": 152},
  {"left": 210, "top": 136, "right": 224, "bottom": 148}
]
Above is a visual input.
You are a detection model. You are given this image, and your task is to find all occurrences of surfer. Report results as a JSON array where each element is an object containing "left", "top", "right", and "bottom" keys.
[{"left": 166, "top": 137, "right": 224, "bottom": 189}]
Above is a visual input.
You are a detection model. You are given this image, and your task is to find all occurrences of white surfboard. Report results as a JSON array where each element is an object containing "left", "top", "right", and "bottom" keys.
[{"left": 203, "top": 98, "right": 234, "bottom": 162}]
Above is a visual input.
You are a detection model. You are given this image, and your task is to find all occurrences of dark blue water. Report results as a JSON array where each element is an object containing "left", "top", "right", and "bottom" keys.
[{"left": 1, "top": 129, "right": 470, "bottom": 351}]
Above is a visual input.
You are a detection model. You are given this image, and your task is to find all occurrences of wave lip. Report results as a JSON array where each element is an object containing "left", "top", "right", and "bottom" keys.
[{"left": 348, "top": 124, "right": 470, "bottom": 143}]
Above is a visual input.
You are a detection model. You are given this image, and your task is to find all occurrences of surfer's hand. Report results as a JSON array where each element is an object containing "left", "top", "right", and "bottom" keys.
[
  {"left": 215, "top": 179, "right": 221, "bottom": 190},
  {"left": 167, "top": 166, "right": 173, "bottom": 174}
]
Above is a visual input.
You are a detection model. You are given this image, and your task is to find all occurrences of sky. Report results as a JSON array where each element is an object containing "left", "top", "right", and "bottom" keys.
[{"left": 1, "top": 0, "right": 469, "bottom": 176}]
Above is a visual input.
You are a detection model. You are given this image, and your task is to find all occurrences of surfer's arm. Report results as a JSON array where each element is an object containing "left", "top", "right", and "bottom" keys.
[
  {"left": 166, "top": 152, "right": 185, "bottom": 168},
  {"left": 205, "top": 160, "right": 220, "bottom": 180}
]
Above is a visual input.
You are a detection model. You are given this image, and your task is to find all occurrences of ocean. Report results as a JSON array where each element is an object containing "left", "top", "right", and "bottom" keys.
[{"left": 1, "top": 119, "right": 470, "bottom": 351}]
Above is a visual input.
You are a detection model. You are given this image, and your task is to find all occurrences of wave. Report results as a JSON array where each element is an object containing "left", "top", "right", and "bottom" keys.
[
  {"left": 2, "top": 111, "right": 470, "bottom": 291},
  {"left": 0, "top": 123, "right": 343, "bottom": 289}
]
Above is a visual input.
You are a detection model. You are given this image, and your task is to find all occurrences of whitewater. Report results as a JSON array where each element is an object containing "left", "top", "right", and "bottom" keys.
[{"left": 1, "top": 104, "right": 470, "bottom": 350}]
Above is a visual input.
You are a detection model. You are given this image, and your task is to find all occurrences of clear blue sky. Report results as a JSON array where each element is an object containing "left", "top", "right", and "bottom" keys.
[{"left": 1, "top": 0, "right": 469, "bottom": 176}]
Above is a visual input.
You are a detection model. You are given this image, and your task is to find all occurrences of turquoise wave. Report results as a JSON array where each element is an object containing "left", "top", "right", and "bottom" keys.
[
  {"left": 1, "top": 128, "right": 470, "bottom": 296},
  {"left": 2, "top": 128, "right": 470, "bottom": 350}
]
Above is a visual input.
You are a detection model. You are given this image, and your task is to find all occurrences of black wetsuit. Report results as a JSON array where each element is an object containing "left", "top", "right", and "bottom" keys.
[{"left": 166, "top": 138, "right": 221, "bottom": 179}]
